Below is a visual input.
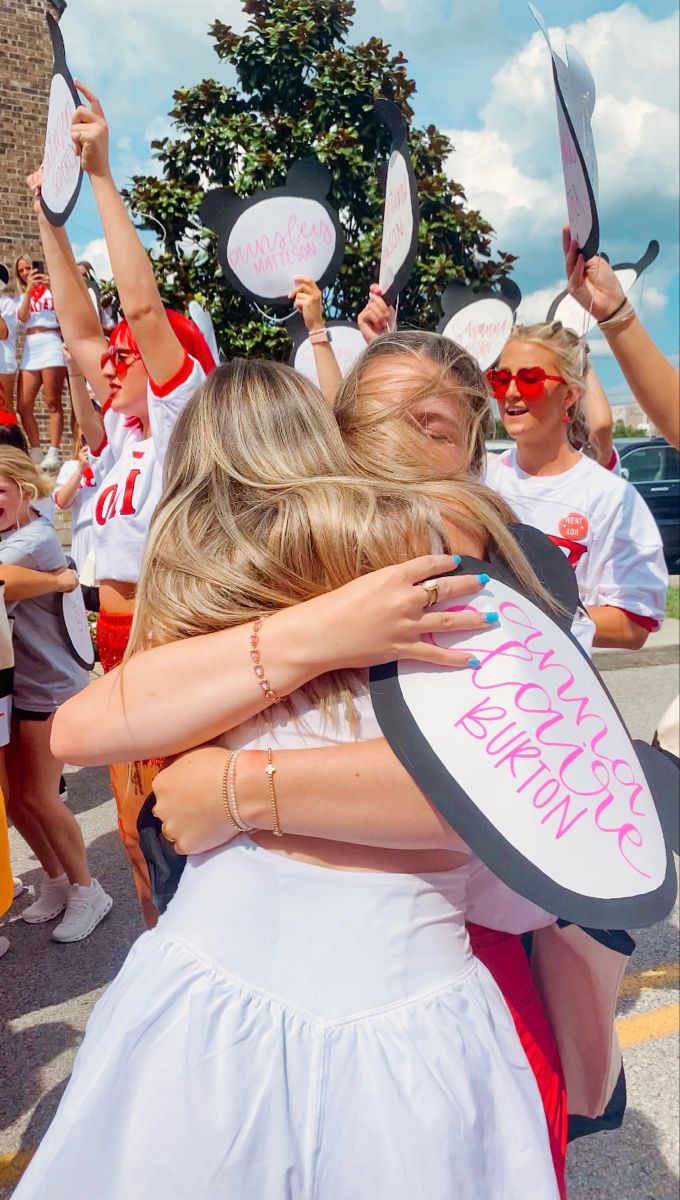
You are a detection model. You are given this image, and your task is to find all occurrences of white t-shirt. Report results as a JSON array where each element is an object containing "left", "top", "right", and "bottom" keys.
[
  {"left": 90, "top": 354, "right": 205, "bottom": 584},
  {"left": 486, "top": 450, "right": 668, "bottom": 634},
  {"left": 52, "top": 460, "right": 98, "bottom": 572},
  {"left": 0, "top": 294, "right": 18, "bottom": 372},
  {"left": 16, "top": 286, "right": 61, "bottom": 331}
]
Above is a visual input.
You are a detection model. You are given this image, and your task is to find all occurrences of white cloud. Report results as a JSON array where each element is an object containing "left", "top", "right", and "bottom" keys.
[
  {"left": 73, "top": 238, "right": 112, "bottom": 281},
  {"left": 516, "top": 280, "right": 564, "bottom": 326},
  {"left": 64, "top": 1, "right": 246, "bottom": 129},
  {"left": 636, "top": 284, "right": 668, "bottom": 313},
  {"left": 445, "top": 6, "right": 679, "bottom": 256}
]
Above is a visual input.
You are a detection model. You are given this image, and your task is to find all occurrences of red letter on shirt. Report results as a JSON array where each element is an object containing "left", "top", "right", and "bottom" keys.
[
  {"left": 119, "top": 469, "right": 142, "bottom": 516},
  {"left": 95, "top": 485, "right": 118, "bottom": 526}
]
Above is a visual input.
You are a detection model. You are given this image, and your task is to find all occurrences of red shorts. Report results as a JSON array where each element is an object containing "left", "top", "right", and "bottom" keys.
[{"left": 468, "top": 923, "right": 568, "bottom": 1199}]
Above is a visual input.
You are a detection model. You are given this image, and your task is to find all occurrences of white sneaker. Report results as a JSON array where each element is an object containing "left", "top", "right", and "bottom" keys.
[
  {"left": 40, "top": 446, "right": 60, "bottom": 471},
  {"left": 12, "top": 877, "right": 25, "bottom": 900},
  {"left": 21, "top": 873, "right": 69, "bottom": 923},
  {"left": 29, "top": 446, "right": 43, "bottom": 464},
  {"left": 51, "top": 880, "right": 113, "bottom": 943},
  {"left": 0, "top": 935, "right": 9, "bottom": 960},
  {"left": 59, "top": 775, "right": 69, "bottom": 804}
]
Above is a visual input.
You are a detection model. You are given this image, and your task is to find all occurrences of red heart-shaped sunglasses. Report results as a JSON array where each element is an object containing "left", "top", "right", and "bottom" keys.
[
  {"left": 100, "top": 347, "right": 142, "bottom": 379},
  {"left": 486, "top": 367, "right": 566, "bottom": 401}
]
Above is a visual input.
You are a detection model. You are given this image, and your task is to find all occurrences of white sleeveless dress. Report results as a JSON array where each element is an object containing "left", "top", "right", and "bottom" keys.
[{"left": 14, "top": 690, "right": 559, "bottom": 1200}]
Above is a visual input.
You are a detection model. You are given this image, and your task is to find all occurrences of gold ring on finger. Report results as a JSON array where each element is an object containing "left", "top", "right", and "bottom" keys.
[
  {"left": 421, "top": 579, "right": 439, "bottom": 609},
  {"left": 161, "top": 821, "right": 176, "bottom": 845}
]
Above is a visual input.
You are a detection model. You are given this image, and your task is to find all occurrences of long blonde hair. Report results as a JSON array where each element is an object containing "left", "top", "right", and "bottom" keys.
[
  {"left": 507, "top": 321, "right": 595, "bottom": 456},
  {"left": 335, "top": 331, "right": 555, "bottom": 609},
  {"left": 0, "top": 448, "right": 51, "bottom": 505},
  {"left": 131, "top": 357, "right": 556, "bottom": 717}
]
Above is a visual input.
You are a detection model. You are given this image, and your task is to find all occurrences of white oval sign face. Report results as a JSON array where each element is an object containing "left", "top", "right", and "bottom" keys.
[
  {"left": 42, "top": 74, "right": 81, "bottom": 219},
  {"left": 441, "top": 298, "right": 514, "bottom": 369},
  {"left": 378, "top": 151, "right": 415, "bottom": 296},
  {"left": 293, "top": 325, "right": 366, "bottom": 387},
  {"left": 226, "top": 197, "right": 337, "bottom": 300},
  {"left": 61, "top": 589, "right": 95, "bottom": 670},
  {"left": 371, "top": 574, "right": 672, "bottom": 927}
]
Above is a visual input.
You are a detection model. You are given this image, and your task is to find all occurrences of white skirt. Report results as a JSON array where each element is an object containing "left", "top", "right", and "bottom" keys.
[
  {"left": 14, "top": 838, "right": 559, "bottom": 1200},
  {"left": 19, "top": 331, "right": 65, "bottom": 371}
]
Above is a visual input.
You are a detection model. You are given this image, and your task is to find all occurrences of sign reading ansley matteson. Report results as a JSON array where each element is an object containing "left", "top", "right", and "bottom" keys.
[{"left": 370, "top": 568, "right": 676, "bottom": 930}]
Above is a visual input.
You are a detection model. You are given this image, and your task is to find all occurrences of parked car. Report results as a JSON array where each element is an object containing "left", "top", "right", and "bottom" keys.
[
  {"left": 615, "top": 437, "right": 680, "bottom": 572},
  {"left": 485, "top": 439, "right": 514, "bottom": 456}
]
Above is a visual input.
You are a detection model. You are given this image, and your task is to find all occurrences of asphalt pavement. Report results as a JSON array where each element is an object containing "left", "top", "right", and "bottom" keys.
[{"left": 0, "top": 661, "right": 678, "bottom": 1198}]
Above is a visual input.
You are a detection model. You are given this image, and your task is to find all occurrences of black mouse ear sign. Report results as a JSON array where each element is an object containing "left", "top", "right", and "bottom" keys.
[
  {"left": 46, "top": 11, "right": 67, "bottom": 71},
  {"left": 373, "top": 96, "right": 407, "bottom": 144},
  {"left": 199, "top": 188, "right": 239, "bottom": 234},
  {"left": 636, "top": 240, "right": 660, "bottom": 273},
  {"left": 440, "top": 282, "right": 470, "bottom": 317},
  {"left": 286, "top": 158, "right": 331, "bottom": 198},
  {"left": 376, "top": 162, "right": 389, "bottom": 196},
  {"left": 0, "top": 265, "right": 9, "bottom": 286},
  {"left": 499, "top": 278, "right": 522, "bottom": 311}
]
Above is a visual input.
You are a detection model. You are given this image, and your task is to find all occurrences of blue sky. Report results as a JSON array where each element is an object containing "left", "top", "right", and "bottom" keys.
[{"left": 59, "top": 0, "right": 679, "bottom": 403}]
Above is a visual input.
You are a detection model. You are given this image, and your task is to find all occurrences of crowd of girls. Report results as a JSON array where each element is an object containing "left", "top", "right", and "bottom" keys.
[{"left": 2, "top": 75, "right": 678, "bottom": 1200}]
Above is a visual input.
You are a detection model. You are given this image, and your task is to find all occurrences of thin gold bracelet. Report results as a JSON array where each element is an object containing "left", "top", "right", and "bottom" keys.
[
  {"left": 249, "top": 617, "right": 285, "bottom": 706},
  {"left": 227, "top": 749, "right": 255, "bottom": 834},
  {"left": 265, "top": 748, "right": 283, "bottom": 838},
  {"left": 221, "top": 751, "right": 238, "bottom": 830}
]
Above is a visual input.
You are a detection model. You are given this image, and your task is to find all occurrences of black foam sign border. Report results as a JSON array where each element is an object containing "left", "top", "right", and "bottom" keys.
[
  {"left": 40, "top": 14, "right": 83, "bottom": 228},
  {"left": 369, "top": 555, "right": 677, "bottom": 931},
  {"left": 374, "top": 98, "right": 420, "bottom": 308}
]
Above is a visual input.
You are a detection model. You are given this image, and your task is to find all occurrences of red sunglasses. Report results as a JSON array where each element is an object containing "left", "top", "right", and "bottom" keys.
[
  {"left": 100, "top": 347, "right": 142, "bottom": 379},
  {"left": 486, "top": 366, "right": 566, "bottom": 401}
]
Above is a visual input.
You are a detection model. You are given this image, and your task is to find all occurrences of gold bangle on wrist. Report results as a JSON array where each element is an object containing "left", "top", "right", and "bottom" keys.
[
  {"left": 265, "top": 748, "right": 283, "bottom": 838},
  {"left": 598, "top": 300, "right": 636, "bottom": 332},
  {"left": 226, "top": 749, "right": 256, "bottom": 834},
  {"left": 221, "top": 750, "right": 238, "bottom": 830}
]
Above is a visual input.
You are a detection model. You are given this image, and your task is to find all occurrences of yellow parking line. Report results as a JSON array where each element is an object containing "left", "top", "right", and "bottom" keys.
[
  {"left": 619, "top": 961, "right": 679, "bottom": 1000},
  {"left": 616, "top": 1002, "right": 680, "bottom": 1048}
]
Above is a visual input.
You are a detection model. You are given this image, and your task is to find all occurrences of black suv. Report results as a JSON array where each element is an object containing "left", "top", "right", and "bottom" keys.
[{"left": 615, "top": 437, "right": 680, "bottom": 571}]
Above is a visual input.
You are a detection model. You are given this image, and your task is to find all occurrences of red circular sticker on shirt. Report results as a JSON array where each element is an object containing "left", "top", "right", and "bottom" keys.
[{"left": 559, "top": 512, "right": 590, "bottom": 541}]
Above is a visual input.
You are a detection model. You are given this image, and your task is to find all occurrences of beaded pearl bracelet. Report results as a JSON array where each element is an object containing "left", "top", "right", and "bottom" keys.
[{"left": 250, "top": 617, "right": 285, "bottom": 705}]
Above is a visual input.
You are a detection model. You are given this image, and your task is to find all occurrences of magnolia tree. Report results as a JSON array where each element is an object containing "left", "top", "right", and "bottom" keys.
[{"left": 125, "top": 0, "right": 516, "bottom": 358}]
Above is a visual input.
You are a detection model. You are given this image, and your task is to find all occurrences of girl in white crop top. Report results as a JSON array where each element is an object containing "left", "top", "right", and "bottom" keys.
[{"left": 14, "top": 256, "right": 66, "bottom": 469}]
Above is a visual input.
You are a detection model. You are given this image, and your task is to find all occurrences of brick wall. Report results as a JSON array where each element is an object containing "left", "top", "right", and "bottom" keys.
[{"left": 0, "top": 1, "right": 66, "bottom": 457}]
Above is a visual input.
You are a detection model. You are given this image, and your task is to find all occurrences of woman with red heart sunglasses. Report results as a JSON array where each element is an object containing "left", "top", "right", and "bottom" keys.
[{"left": 485, "top": 321, "right": 667, "bottom": 652}]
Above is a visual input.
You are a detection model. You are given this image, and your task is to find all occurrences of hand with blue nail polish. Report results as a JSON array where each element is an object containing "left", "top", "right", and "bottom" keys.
[
  {"left": 483, "top": 612, "right": 499, "bottom": 623},
  {"left": 477, "top": 573, "right": 490, "bottom": 585}
]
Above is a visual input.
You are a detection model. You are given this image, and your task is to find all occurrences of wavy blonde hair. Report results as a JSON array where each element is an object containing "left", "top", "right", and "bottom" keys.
[
  {"left": 130, "top": 357, "right": 555, "bottom": 718},
  {"left": 508, "top": 321, "right": 596, "bottom": 457},
  {"left": 0, "top": 448, "right": 51, "bottom": 504},
  {"left": 335, "top": 330, "right": 555, "bottom": 608}
]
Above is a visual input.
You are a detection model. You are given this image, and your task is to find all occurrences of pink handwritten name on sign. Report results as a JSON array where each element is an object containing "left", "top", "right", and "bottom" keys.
[
  {"left": 227, "top": 199, "right": 336, "bottom": 300},
  {"left": 41, "top": 74, "right": 80, "bottom": 218},
  {"left": 397, "top": 578, "right": 666, "bottom": 898},
  {"left": 441, "top": 298, "right": 515, "bottom": 370},
  {"left": 378, "top": 152, "right": 414, "bottom": 295}
]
